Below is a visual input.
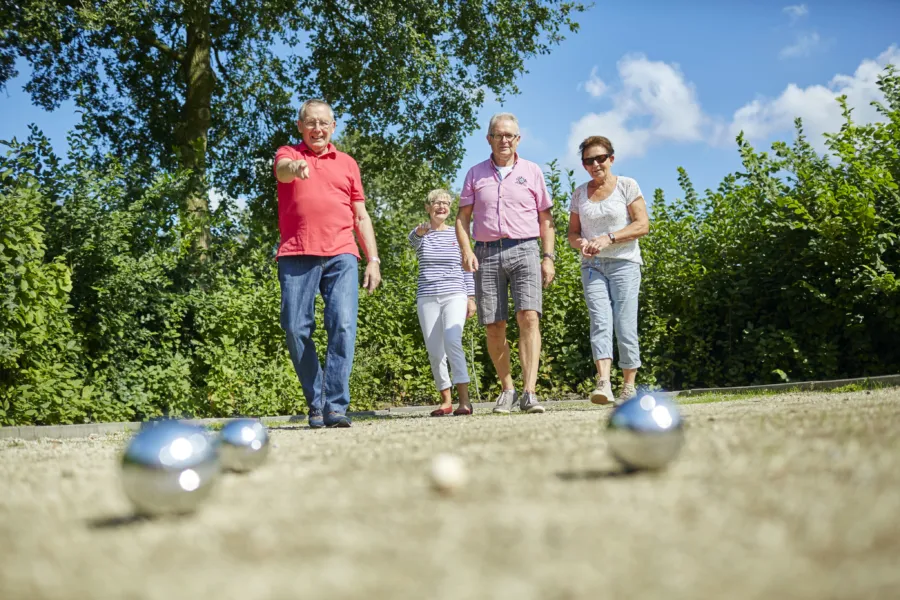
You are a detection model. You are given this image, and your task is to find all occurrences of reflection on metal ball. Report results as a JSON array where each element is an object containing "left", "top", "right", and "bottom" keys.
[
  {"left": 606, "top": 394, "right": 685, "bottom": 471},
  {"left": 218, "top": 419, "right": 270, "bottom": 473},
  {"left": 121, "top": 421, "right": 220, "bottom": 516}
]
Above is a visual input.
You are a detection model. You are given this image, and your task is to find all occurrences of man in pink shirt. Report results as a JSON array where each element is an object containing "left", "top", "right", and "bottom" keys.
[
  {"left": 456, "top": 112, "right": 556, "bottom": 414},
  {"left": 274, "top": 99, "right": 382, "bottom": 429}
]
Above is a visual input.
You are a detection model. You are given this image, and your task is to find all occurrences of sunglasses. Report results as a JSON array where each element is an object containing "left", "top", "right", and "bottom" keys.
[{"left": 582, "top": 154, "right": 612, "bottom": 166}]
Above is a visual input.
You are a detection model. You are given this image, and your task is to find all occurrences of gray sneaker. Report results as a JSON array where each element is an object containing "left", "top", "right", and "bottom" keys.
[
  {"left": 590, "top": 377, "right": 614, "bottom": 405},
  {"left": 492, "top": 389, "right": 518, "bottom": 414},
  {"left": 617, "top": 383, "right": 638, "bottom": 405},
  {"left": 519, "top": 391, "right": 545, "bottom": 413}
]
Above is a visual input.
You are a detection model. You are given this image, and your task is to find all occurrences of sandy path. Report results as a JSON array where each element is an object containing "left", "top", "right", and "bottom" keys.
[{"left": 1, "top": 389, "right": 898, "bottom": 600}]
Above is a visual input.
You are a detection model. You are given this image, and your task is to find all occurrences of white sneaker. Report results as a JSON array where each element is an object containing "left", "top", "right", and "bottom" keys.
[
  {"left": 519, "top": 391, "right": 545, "bottom": 414},
  {"left": 590, "top": 378, "right": 614, "bottom": 405},
  {"left": 492, "top": 390, "right": 518, "bottom": 414},
  {"left": 616, "top": 383, "right": 638, "bottom": 405}
]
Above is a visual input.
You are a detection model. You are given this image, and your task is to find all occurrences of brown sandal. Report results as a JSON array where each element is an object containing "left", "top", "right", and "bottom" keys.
[
  {"left": 453, "top": 405, "right": 473, "bottom": 416},
  {"left": 431, "top": 406, "right": 453, "bottom": 417}
]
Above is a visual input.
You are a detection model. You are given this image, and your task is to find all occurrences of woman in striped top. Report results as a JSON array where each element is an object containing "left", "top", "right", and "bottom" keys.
[{"left": 408, "top": 189, "right": 477, "bottom": 416}]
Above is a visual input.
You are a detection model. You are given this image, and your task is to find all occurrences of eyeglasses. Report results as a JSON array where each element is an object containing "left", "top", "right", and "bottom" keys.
[
  {"left": 582, "top": 153, "right": 612, "bottom": 166},
  {"left": 302, "top": 120, "right": 333, "bottom": 129},
  {"left": 430, "top": 200, "right": 451, "bottom": 207},
  {"left": 490, "top": 133, "right": 519, "bottom": 142}
]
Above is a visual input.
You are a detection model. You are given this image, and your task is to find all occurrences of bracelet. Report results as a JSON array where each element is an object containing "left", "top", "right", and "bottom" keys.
[{"left": 369, "top": 257, "right": 381, "bottom": 264}]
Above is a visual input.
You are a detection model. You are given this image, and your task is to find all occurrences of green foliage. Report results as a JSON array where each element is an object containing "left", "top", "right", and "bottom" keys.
[
  {"left": 0, "top": 171, "right": 86, "bottom": 424},
  {"left": 640, "top": 66, "right": 900, "bottom": 388}
]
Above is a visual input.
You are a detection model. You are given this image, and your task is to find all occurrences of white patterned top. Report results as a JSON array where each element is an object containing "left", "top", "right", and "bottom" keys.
[{"left": 568, "top": 176, "right": 644, "bottom": 265}]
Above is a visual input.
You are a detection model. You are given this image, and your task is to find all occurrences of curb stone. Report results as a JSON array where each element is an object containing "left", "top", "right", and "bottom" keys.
[{"left": 676, "top": 374, "right": 900, "bottom": 397}]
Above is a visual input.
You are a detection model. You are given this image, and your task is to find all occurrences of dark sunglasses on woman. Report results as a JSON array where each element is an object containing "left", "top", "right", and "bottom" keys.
[{"left": 582, "top": 153, "right": 612, "bottom": 166}]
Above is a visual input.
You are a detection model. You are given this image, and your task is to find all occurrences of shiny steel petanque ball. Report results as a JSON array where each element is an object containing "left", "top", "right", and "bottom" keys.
[
  {"left": 606, "top": 394, "right": 685, "bottom": 471},
  {"left": 217, "top": 419, "right": 270, "bottom": 473},
  {"left": 120, "top": 421, "right": 220, "bottom": 516}
]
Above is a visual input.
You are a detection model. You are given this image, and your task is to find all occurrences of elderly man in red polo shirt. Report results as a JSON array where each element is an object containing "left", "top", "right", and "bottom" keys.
[
  {"left": 456, "top": 112, "right": 556, "bottom": 414},
  {"left": 273, "top": 99, "right": 381, "bottom": 429}
]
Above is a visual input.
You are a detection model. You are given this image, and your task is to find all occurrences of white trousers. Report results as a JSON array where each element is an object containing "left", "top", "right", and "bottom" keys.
[{"left": 416, "top": 293, "right": 471, "bottom": 391}]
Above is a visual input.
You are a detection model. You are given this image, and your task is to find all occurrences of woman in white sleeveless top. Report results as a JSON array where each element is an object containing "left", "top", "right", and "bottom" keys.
[{"left": 567, "top": 136, "right": 650, "bottom": 405}]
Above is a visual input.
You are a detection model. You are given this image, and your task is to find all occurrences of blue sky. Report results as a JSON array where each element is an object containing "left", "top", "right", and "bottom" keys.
[{"left": 2, "top": 1, "right": 899, "bottom": 206}]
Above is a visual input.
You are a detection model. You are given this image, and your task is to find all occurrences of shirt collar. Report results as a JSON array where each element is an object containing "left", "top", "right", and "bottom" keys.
[
  {"left": 490, "top": 153, "right": 519, "bottom": 171},
  {"left": 298, "top": 141, "right": 337, "bottom": 158}
]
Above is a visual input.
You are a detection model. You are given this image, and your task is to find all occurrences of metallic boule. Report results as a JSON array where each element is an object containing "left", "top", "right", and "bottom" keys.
[
  {"left": 606, "top": 394, "right": 685, "bottom": 471},
  {"left": 218, "top": 419, "right": 270, "bottom": 473},
  {"left": 121, "top": 421, "right": 220, "bottom": 516}
]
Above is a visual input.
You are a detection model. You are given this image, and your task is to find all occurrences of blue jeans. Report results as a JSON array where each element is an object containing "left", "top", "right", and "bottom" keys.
[
  {"left": 278, "top": 254, "right": 359, "bottom": 416},
  {"left": 581, "top": 257, "right": 642, "bottom": 369}
]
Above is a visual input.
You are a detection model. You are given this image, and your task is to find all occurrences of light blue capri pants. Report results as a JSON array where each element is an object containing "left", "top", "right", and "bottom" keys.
[{"left": 581, "top": 257, "right": 642, "bottom": 369}]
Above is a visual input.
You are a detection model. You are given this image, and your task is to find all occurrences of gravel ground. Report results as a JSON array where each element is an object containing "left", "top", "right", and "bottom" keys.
[{"left": 1, "top": 389, "right": 899, "bottom": 600}]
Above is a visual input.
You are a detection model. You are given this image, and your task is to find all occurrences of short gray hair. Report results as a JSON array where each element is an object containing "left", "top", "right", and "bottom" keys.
[
  {"left": 488, "top": 112, "right": 519, "bottom": 135},
  {"left": 425, "top": 189, "right": 453, "bottom": 206},
  {"left": 298, "top": 99, "right": 335, "bottom": 123}
]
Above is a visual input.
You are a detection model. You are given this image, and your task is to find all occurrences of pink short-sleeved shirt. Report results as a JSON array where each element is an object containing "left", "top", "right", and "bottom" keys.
[
  {"left": 273, "top": 142, "right": 365, "bottom": 259},
  {"left": 459, "top": 155, "right": 553, "bottom": 242}
]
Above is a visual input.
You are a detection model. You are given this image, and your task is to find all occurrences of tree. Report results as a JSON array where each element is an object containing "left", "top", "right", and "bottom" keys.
[{"left": 2, "top": 0, "right": 584, "bottom": 251}]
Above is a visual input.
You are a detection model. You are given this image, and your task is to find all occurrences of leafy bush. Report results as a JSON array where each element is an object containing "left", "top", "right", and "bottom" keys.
[
  {"left": 639, "top": 67, "right": 900, "bottom": 388},
  {"left": 0, "top": 167, "right": 85, "bottom": 424}
]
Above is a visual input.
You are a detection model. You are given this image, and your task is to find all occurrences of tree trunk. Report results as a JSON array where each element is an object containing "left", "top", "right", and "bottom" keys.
[{"left": 179, "top": 0, "right": 213, "bottom": 255}]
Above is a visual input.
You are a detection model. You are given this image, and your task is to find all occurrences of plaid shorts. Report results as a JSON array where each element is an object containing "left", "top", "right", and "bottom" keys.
[{"left": 474, "top": 238, "right": 543, "bottom": 325}]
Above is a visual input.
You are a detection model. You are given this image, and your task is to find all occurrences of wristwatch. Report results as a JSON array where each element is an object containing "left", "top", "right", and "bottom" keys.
[
  {"left": 542, "top": 252, "right": 556, "bottom": 262},
  {"left": 369, "top": 257, "right": 381, "bottom": 264},
  {"left": 607, "top": 232, "right": 616, "bottom": 243}
]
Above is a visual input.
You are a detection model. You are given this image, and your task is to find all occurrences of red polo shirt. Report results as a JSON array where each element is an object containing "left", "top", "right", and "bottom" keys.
[{"left": 273, "top": 142, "right": 365, "bottom": 258}]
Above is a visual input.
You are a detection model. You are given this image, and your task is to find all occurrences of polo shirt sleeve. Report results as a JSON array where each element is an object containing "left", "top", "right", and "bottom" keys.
[
  {"left": 273, "top": 146, "right": 297, "bottom": 176},
  {"left": 349, "top": 158, "right": 365, "bottom": 202},
  {"left": 534, "top": 169, "right": 553, "bottom": 212},
  {"left": 459, "top": 168, "right": 475, "bottom": 207}
]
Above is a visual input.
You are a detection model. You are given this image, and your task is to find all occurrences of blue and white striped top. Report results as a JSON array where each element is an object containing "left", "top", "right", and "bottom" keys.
[{"left": 408, "top": 227, "right": 476, "bottom": 299}]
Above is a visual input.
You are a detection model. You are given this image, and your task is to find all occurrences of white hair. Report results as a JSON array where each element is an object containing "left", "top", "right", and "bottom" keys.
[
  {"left": 488, "top": 112, "right": 519, "bottom": 135},
  {"left": 425, "top": 189, "right": 453, "bottom": 205},
  {"left": 298, "top": 99, "right": 335, "bottom": 123}
]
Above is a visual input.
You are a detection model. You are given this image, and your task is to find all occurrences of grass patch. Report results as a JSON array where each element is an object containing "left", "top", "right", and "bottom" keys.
[
  {"left": 826, "top": 383, "right": 869, "bottom": 394},
  {"left": 677, "top": 389, "right": 783, "bottom": 405}
]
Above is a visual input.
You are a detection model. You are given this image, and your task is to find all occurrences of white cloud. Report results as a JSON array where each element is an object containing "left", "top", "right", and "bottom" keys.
[
  {"left": 568, "top": 55, "right": 706, "bottom": 165},
  {"left": 618, "top": 56, "right": 705, "bottom": 142},
  {"left": 583, "top": 66, "right": 607, "bottom": 98},
  {"left": 783, "top": 4, "right": 809, "bottom": 22},
  {"left": 728, "top": 45, "right": 900, "bottom": 149},
  {"left": 779, "top": 31, "right": 823, "bottom": 59},
  {"left": 566, "top": 45, "right": 900, "bottom": 167}
]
